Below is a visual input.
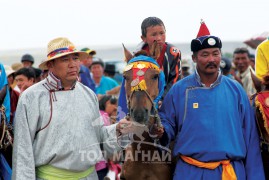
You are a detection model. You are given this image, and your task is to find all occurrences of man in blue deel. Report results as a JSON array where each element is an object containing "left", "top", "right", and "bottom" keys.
[{"left": 155, "top": 20, "right": 265, "bottom": 179}]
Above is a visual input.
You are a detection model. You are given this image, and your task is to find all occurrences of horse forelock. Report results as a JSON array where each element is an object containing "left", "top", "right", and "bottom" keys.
[{"left": 134, "top": 50, "right": 148, "bottom": 57}]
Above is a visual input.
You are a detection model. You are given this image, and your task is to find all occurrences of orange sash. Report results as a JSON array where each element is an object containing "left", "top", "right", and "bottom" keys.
[{"left": 181, "top": 155, "right": 237, "bottom": 180}]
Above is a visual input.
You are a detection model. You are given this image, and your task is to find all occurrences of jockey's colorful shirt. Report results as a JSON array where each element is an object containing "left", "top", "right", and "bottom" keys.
[{"left": 159, "top": 71, "right": 265, "bottom": 179}]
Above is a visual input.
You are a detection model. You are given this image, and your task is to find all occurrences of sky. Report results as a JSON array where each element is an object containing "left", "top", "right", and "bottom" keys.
[{"left": 0, "top": 0, "right": 268, "bottom": 51}]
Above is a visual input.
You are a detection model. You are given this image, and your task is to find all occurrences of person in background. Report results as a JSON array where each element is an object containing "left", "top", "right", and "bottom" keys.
[
  {"left": 104, "top": 64, "right": 122, "bottom": 96},
  {"left": 21, "top": 54, "right": 42, "bottom": 82},
  {"left": 11, "top": 62, "right": 23, "bottom": 74},
  {"left": 233, "top": 47, "right": 256, "bottom": 97},
  {"left": 181, "top": 59, "right": 191, "bottom": 78},
  {"left": 41, "top": 69, "right": 49, "bottom": 80},
  {"left": 0, "top": 63, "right": 10, "bottom": 122},
  {"left": 80, "top": 47, "right": 96, "bottom": 69},
  {"left": 33, "top": 68, "right": 42, "bottom": 82},
  {"left": 12, "top": 37, "right": 129, "bottom": 179},
  {"left": 4, "top": 65, "right": 20, "bottom": 123},
  {"left": 14, "top": 67, "right": 35, "bottom": 93},
  {"left": 96, "top": 95, "right": 118, "bottom": 180},
  {"left": 21, "top": 54, "right": 35, "bottom": 68},
  {"left": 249, "top": 53, "right": 255, "bottom": 70},
  {"left": 79, "top": 47, "right": 96, "bottom": 92},
  {"left": 219, "top": 57, "right": 233, "bottom": 78},
  {"left": 104, "top": 63, "right": 116, "bottom": 79},
  {"left": 255, "top": 37, "right": 269, "bottom": 79},
  {"left": 153, "top": 20, "right": 265, "bottom": 180},
  {"left": 39, "top": 60, "right": 49, "bottom": 80},
  {"left": 0, "top": 63, "right": 11, "bottom": 179},
  {"left": 90, "top": 58, "right": 118, "bottom": 96},
  {"left": 11, "top": 63, "right": 23, "bottom": 93}
]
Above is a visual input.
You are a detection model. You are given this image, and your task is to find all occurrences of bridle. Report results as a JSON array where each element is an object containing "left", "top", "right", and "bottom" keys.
[{"left": 124, "top": 61, "right": 162, "bottom": 128}]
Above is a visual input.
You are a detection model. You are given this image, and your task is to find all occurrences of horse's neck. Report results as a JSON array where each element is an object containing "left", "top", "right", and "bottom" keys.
[{"left": 130, "top": 134, "right": 157, "bottom": 154}]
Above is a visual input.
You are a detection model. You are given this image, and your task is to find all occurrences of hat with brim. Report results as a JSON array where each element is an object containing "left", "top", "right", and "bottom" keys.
[
  {"left": 81, "top": 47, "right": 96, "bottom": 56},
  {"left": 39, "top": 37, "right": 88, "bottom": 70},
  {"left": 91, "top": 58, "right": 104, "bottom": 68},
  {"left": 181, "top": 59, "right": 190, "bottom": 68},
  {"left": 4, "top": 65, "right": 15, "bottom": 77},
  {"left": 11, "top": 63, "right": 23, "bottom": 71}
]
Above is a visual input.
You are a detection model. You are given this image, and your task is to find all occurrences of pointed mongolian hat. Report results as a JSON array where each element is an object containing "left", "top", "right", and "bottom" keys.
[
  {"left": 39, "top": 37, "right": 88, "bottom": 69},
  {"left": 191, "top": 20, "right": 222, "bottom": 52}
]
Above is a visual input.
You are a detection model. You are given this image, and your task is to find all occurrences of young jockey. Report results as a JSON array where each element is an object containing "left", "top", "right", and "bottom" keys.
[{"left": 118, "top": 17, "right": 180, "bottom": 119}]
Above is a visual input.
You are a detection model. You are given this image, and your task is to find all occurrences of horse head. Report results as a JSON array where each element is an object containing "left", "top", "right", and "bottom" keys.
[{"left": 122, "top": 42, "right": 161, "bottom": 126}]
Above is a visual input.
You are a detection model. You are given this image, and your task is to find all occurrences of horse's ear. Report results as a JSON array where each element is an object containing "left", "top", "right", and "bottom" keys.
[
  {"left": 122, "top": 43, "right": 133, "bottom": 63},
  {"left": 149, "top": 41, "right": 161, "bottom": 60},
  {"left": 250, "top": 69, "right": 262, "bottom": 92}
]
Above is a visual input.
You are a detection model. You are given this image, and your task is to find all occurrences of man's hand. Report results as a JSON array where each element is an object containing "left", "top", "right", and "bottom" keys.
[{"left": 116, "top": 118, "right": 132, "bottom": 136}]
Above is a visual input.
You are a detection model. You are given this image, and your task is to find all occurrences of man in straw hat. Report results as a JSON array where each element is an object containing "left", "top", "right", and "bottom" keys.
[
  {"left": 152, "top": 20, "right": 265, "bottom": 179},
  {"left": 12, "top": 37, "right": 130, "bottom": 179}
]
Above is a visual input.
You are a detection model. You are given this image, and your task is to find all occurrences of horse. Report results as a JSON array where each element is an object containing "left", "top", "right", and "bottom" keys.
[
  {"left": 119, "top": 43, "right": 173, "bottom": 180},
  {"left": 251, "top": 71, "right": 269, "bottom": 179}
]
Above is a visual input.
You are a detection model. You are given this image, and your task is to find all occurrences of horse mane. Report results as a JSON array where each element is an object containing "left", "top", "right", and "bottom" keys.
[
  {"left": 123, "top": 41, "right": 160, "bottom": 63},
  {"left": 262, "top": 75, "right": 269, "bottom": 85},
  {"left": 134, "top": 50, "right": 148, "bottom": 57},
  {"left": 262, "top": 75, "right": 269, "bottom": 90}
]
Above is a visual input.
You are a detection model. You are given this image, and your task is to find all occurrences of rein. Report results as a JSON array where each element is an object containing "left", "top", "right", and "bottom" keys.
[
  {"left": 127, "top": 89, "right": 162, "bottom": 128},
  {"left": 117, "top": 58, "right": 163, "bottom": 149}
]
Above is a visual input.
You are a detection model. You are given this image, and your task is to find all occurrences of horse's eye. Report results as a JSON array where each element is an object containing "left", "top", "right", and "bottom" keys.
[{"left": 152, "top": 74, "right": 159, "bottom": 80}]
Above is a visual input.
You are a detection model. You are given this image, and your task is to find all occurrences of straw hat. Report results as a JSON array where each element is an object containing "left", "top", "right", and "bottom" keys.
[
  {"left": 39, "top": 37, "right": 88, "bottom": 70},
  {"left": 4, "top": 65, "right": 15, "bottom": 77},
  {"left": 11, "top": 63, "right": 23, "bottom": 71}
]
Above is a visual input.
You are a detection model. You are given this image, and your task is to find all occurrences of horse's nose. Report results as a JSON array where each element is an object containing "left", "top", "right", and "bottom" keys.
[{"left": 132, "top": 108, "right": 148, "bottom": 124}]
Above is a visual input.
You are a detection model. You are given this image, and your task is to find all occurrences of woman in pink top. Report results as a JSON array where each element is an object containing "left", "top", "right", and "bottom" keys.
[{"left": 96, "top": 95, "right": 118, "bottom": 180}]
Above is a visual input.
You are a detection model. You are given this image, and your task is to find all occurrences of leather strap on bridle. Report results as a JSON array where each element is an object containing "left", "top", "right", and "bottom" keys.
[{"left": 127, "top": 89, "right": 162, "bottom": 128}]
